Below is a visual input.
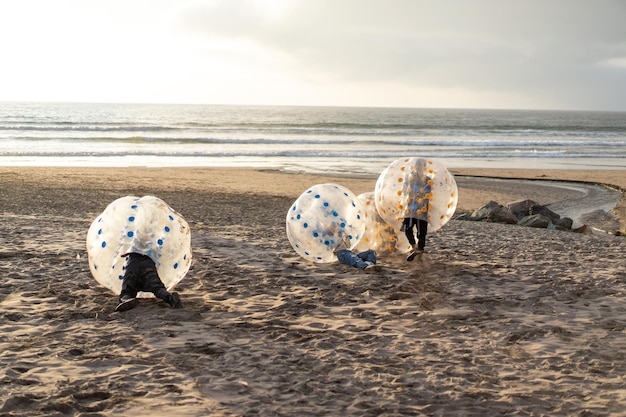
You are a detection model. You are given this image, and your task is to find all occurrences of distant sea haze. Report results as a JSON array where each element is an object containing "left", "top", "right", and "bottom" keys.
[{"left": 1, "top": 102, "right": 625, "bottom": 174}]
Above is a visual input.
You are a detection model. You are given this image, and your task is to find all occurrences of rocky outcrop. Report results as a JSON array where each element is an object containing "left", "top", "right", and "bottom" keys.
[
  {"left": 467, "top": 201, "right": 518, "bottom": 224},
  {"left": 579, "top": 209, "right": 621, "bottom": 233},
  {"left": 458, "top": 199, "right": 588, "bottom": 233},
  {"left": 507, "top": 199, "right": 537, "bottom": 219},
  {"left": 572, "top": 224, "right": 594, "bottom": 234},
  {"left": 550, "top": 217, "right": 574, "bottom": 231},
  {"left": 518, "top": 214, "right": 552, "bottom": 228},
  {"left": 529, "top": 205, "right": 561, "bottom": 223}
]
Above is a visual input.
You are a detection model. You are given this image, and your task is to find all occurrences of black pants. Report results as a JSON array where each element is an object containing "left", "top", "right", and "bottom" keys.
[
  {"left": 402, "top": 218, "right": 428, "bottom": 251},
  {"left": 120, "top": 266, "right": 171, "bottom": 302}
]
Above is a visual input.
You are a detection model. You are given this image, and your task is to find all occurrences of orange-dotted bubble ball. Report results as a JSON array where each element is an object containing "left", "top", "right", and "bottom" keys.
[
  {"left": 374, "top": 157, "right": 458, "bottom": 232},
  {"left": 353, "top": 192, "right": 411, "bottom": 255}
]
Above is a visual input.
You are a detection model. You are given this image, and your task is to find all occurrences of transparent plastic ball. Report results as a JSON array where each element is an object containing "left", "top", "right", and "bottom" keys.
[
  {"left": 353, "top": 192, "right": 411, "bottom": 254},
  {"left": 375, "top": 157, "right": 458, "bottom": 232},
  {"left": 286, "top": 183, "right": 365, "bottom": 263},
  {"left": 86, "top": 195, "right": 192, "bottom": 297}
]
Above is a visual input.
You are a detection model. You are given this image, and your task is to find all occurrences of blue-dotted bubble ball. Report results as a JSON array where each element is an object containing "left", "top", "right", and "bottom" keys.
[
  {"left": 286, "top": 183, "right": 366, "bottom": 263},
  {"left": 375, "top": 157, "right": 458, "bottom": 233},
  {"left": 86, "top": 195, "right": 192, "bottom": 297},
  {"left": 353, "top": 192, "right": 411, "bottom": 255}
]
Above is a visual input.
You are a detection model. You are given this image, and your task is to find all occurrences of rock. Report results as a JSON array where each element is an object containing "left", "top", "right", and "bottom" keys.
[
  {"left": 469, "top": 201, "right": 500, "bottom": 221},
  {"left": 494, "top": 207, "right": 520, "bottom": 224},
  {"left": 530, "top": 205, "right": 561, "bottom": 223},
  {"left": 469, "top": 201, "right": 518, "bottom": 224},
  {"left": 507, "top": 199, "right": 539, "bottom": 219},
  {"left": 518, "top": 214, "right": 552, "bottom": 228},
  {"left": 579, "top": 209, "right": 621, "bottom": 233},
  {"left": 572, "top": 224, "right": 594, "bottom": 234},
  {"left": 546, "top": 216, "right": 574, "bottom": 231},
  {"left": 555, "top": 217, "right": 573, "bottom": 230}
]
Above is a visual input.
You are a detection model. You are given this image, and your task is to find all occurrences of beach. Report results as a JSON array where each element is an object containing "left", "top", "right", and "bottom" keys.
[{"left": 1, "top": 166, "right": 625, "bottom": 416}]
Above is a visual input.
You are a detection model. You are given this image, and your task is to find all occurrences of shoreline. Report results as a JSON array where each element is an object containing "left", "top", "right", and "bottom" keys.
[
  {"left": 1, "top": 166, "right": 624, "bottom": 233},
  {"left": 1, "top": 165, "right": 624, "bottom": 191}
]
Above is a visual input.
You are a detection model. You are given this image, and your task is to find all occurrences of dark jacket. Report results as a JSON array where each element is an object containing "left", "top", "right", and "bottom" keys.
[{"left": 122, "top": 253, "right": 156, "bottom": 272}]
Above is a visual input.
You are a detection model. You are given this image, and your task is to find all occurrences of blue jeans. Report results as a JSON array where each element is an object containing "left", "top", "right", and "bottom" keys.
[{"left": 336, "top": 249, "right": 377, "bottom": 269}]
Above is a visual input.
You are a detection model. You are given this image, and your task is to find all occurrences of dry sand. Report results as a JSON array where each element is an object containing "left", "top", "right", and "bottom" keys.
[{"left": 1, "top": 167, "right": 625, "bottom": 416}]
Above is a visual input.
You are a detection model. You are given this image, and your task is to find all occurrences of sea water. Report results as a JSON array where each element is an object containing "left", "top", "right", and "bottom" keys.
[{"left": 1, "top": 102, "right": 625, "bottom": 175}]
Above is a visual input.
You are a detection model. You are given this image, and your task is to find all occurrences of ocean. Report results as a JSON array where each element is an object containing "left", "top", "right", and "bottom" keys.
[{"left": 1, "top": 102, "right": 625, "bottom": 175}]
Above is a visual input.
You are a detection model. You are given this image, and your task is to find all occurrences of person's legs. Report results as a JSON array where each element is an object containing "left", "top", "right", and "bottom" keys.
[
  {"left": 116, "top": 269, "right": 141, "bottom": 311},
  {"left": 357, "top": 249, "right": 381, "bottom": 271},
  {"left": 143, "top": 267, "right": 182, "bottom": 308},
  {"left": 402, "top": 218, "right": 417, "bottom": 248},
  {"left": 403, "top": 218, "right": 422, "bottom": 261},
  {"left": 120, "top": 269, "right": 141, "bottom": 300},
  {"left": 142, "top": 268, "right": 169, "bottom": 301},
  {"left": 357, "top": 250, "right": 377, "bottom": 264},
  {"left": 337, "top": 249, "right": 369, "bottom": 269},
  {"left": 417, "top": 219, "right": 428, "bottom": 251}
]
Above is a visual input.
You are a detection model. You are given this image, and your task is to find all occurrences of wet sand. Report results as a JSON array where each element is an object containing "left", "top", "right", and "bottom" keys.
[{"left": 1, "top": 167, "right": 625, "bottom": 416}]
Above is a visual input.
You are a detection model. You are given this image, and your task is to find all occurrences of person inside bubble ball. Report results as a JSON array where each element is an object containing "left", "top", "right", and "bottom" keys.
[
  {"left": 115, "top": 252, "right": 183, "bottom": 312},
  {"left": 402, "top": 168, "right": 433, "bottom": 262}
]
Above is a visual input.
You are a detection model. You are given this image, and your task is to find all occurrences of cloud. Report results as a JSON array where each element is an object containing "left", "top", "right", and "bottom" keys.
[
  {"left": 174, "top": 0, "right": 626, "bottom": 109},
  {"left": 599, "top": 57, "right": 626, "bottom": 68},
  {"left": 1, "top": 0, "right": 624, "bottom": 109}
]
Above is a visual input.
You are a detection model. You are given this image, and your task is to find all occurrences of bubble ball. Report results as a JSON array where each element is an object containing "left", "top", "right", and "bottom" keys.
[
  {"left": 286, "top": 183, "right": 366, "bottom": 263},
  {"left": 86, "top": 195, "right": 192, "bottom": 297},
  {"left": 374, "top": 157, "right": 458, "bottom": 233},
  {"left": 354, "top": 192, "right": 411, "bottom": 254}
]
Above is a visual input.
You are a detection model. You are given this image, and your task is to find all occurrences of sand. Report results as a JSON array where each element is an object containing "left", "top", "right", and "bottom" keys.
[{"left": 1, "top": 166, "right": 625, "bottom": 416}]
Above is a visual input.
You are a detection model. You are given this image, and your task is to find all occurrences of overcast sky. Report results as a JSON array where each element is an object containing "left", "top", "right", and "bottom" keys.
[{"left": 1, "top": 0, "right": 625, "bottom": 110}]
